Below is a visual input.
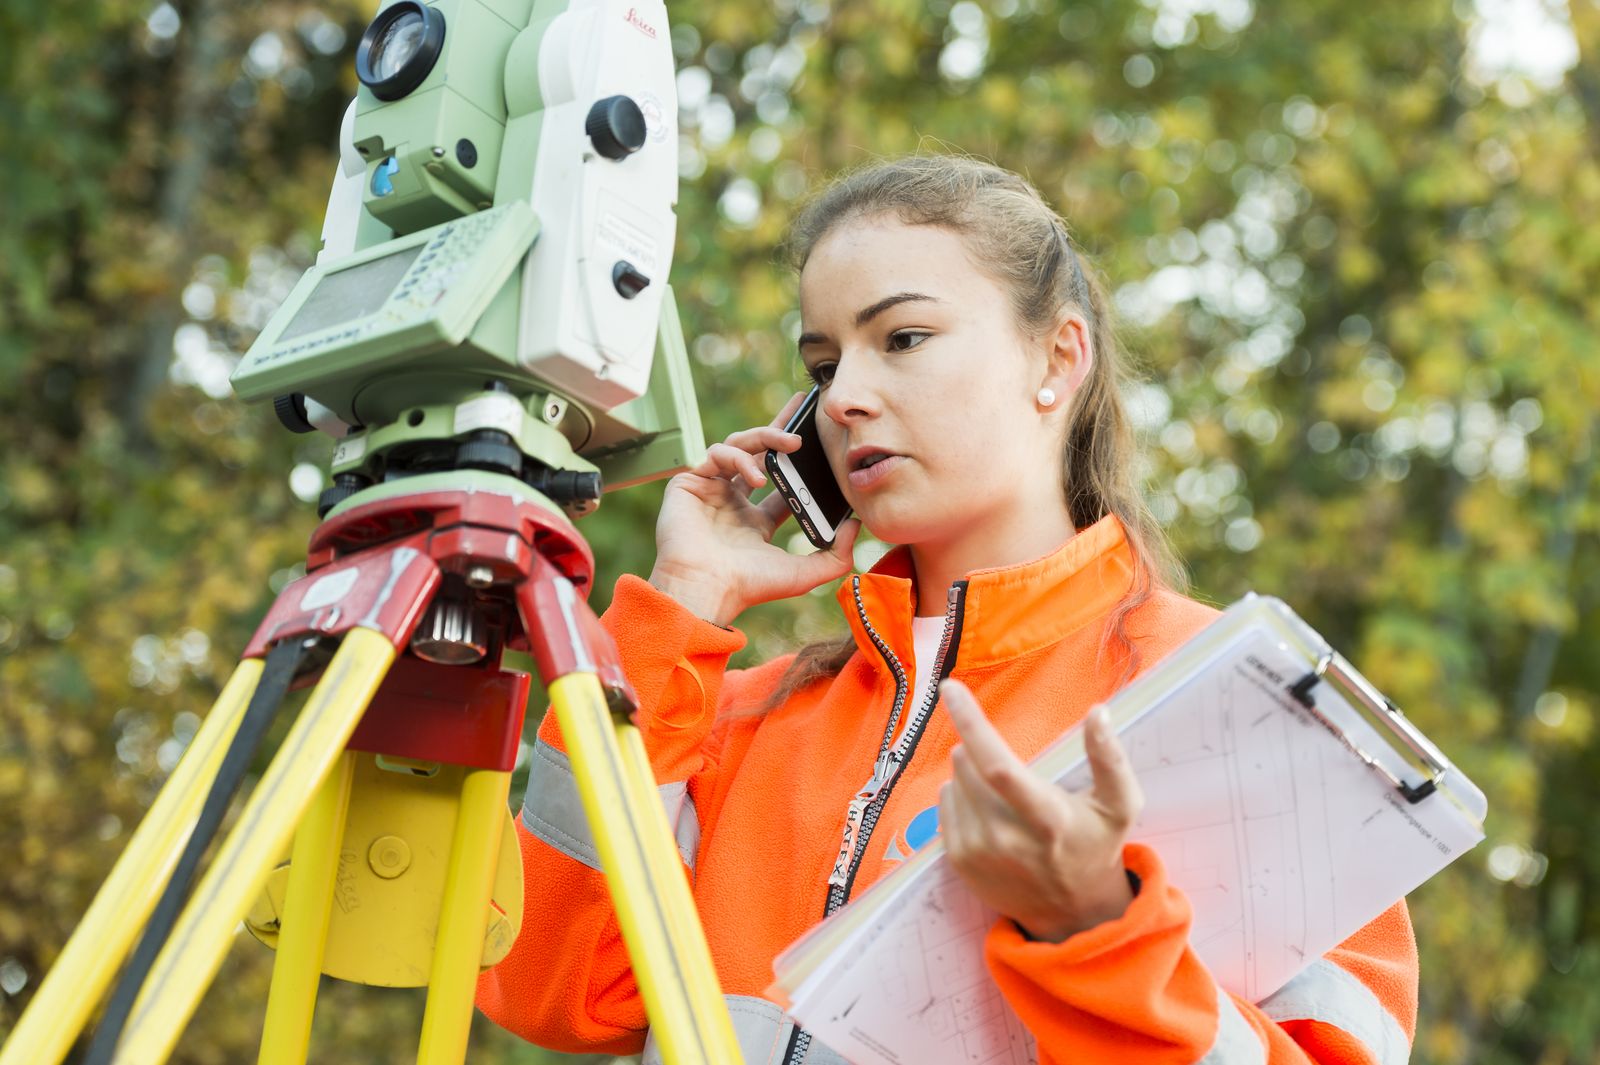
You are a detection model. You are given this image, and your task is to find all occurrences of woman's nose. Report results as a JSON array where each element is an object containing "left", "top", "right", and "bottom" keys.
[{"left": 820, "top": 351, "right": 880, "bottom": 425}]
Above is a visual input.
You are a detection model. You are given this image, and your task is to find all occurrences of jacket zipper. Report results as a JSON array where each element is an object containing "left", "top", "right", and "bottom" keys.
[{"left": 783, "top": 577, "right": 969, "bottom": 1065}]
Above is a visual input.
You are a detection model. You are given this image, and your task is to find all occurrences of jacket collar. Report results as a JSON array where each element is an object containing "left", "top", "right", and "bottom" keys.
[{"left": 835, "top": 513, "right": 1137, "bottom": 676}]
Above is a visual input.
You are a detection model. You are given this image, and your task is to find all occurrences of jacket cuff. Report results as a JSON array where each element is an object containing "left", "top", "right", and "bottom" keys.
[
  {"left": 984, "top": 843, "right": 1221, "bottom": 1062},
  {"left": 536, "top": 574, "right": 747, "bottom": 783}
]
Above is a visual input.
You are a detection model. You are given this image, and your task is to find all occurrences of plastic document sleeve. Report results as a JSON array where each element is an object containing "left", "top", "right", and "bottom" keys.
[{"left": 767, "top": 593, "right": 1487, "bottom": 1065}]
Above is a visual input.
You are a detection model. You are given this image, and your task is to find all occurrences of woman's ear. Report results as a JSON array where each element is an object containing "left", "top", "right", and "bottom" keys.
[{"left": 1038, "top": 311, "right": 1093, "bottom": 406}]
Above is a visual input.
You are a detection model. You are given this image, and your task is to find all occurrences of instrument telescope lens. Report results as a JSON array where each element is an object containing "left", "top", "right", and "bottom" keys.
[
  {"left": 373, "top": 13, "right": 426, "bottom": 80},
  {"left": 356, "top": 1, "right": 446, "bottom": 102}
]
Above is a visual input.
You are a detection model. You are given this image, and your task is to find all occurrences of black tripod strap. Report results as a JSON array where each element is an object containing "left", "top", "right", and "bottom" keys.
[{"left": 82, "top": 637, "right": 311, "bottom": 1065}]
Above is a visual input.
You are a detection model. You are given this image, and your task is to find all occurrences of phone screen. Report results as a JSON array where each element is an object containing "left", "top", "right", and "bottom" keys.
[{"left": 767, "top": 387, "right": 851, "bottom": 547}]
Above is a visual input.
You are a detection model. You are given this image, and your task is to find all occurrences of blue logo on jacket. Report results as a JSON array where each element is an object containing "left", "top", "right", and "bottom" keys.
[{"left": 883, "top": 803, "right": 940, "bottom": 864}]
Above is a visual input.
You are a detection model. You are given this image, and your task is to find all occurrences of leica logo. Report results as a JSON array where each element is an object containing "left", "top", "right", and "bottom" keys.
[{"left": 624, "top": 7, "right": 657, "bottom": 38}]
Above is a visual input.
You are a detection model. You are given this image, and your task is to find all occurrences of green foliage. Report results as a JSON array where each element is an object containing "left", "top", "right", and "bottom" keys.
[{"left": 2, "top": 0, "right": 1597, "bottom": 1061}]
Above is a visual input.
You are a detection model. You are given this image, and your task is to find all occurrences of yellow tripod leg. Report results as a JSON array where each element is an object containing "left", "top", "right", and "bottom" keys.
[
  {"left": 113, "top": 628, "right": 397, "bottom": 1065},
  {"left": 257, "top": 750, "right": 357, "bottom": 1065},
  {"left": 615, "top": 723, "right": 740, "bottom": 1059},
  {"left": 0, "top": 659, "right": 265, "bottom": 1065},
  {"left": 547, "top": 672, "right": 743, "bottom": 1065},
  {"left": 415, "top": 766, "right": 513, "bottom": 1065}
]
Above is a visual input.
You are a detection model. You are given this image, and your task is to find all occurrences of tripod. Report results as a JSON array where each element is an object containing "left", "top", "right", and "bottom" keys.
[{"left": 0, "top": 473, "right": 744, "bottom": 1065}]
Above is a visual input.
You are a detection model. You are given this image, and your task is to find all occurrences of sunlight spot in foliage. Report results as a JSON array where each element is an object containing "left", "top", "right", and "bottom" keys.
[
  {"left": 1124, "top": 383, "right": 1173, "bottom": 432},
  {"left": 939, "top": 38, "right": 986, "bottom": 82},
  {"left": 1307, "top": 422, "right": 1341, "bottom": 454},
  {"left": 182, "top": 282, "right": 216, "bottom": 321},
  {"left": 170, "top": 323, "right": 238, "bottom": 399},
  {"left": 1507, "top": 398, "right": 1542, "bottom": 433},
  {"left": 699, "top": 95, "right": 735, "bottom": 148},
  {"left": 677, "top": 67, "right": 711, "bottom": 113},
  {"left": 939, "top": 2, "right": 989, "bottom": 83},
  {"left": 1534, "top": 692, "right": 1567, "bottom": 728},
  {"left": 289, "top": 463, "right": 324, "bottom": 504},
  {"left": 146, "top": 2, "right": 180, "bottom": 40},
  {"left": 1124, "top": 54, "right": 1156, "bottom": 88},
  {"left": 1487, "top": 843, "right": 1548, "bottom": 887},
  {"left": 1464, "top": 0, "right": 1577, "bottom": 93},
  {"left": 1224, "top": 517, "right": 1262, "bottom": 552},
  {"left": 296, "top": 11, "right": 346, "bottom": 56},
  {"left": 749, "top": 126, "right": 783, "bottom": 163},
  {"left": 157, "top": 738, "right": 186, "bottom": 773},
  {"left": 0, "top": 958, "right": 26, "bottom": 996},
  {"left": 244, "top": 33, "right": 286, "bottom": 80},
  {"left": 718, "top": 179, "right": 762, "bottom": 228}
]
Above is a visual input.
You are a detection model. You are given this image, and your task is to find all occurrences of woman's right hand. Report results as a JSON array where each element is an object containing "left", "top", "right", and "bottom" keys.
[{"left": 649, "top": 391, "right": 862, "bottom": 626}]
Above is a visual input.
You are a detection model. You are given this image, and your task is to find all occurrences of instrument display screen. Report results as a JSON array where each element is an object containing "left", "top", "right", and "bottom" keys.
[{"left": 278, "top": 244, "right": 425, "bottom": 341}]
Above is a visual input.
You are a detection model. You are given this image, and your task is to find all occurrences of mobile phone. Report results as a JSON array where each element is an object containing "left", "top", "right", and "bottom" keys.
[{"left": 765, "top": 386, "right": 852, "bottom": 549}]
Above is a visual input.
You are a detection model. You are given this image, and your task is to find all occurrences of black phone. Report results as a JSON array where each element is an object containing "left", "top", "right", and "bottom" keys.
[{"left": 765, "top": 386, "right": 852, "bottom": 550}]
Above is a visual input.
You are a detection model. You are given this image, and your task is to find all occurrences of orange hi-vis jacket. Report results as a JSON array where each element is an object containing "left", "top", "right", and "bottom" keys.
[{"left": 477, "top": 515, "right": 1420, "bottom": 1065}]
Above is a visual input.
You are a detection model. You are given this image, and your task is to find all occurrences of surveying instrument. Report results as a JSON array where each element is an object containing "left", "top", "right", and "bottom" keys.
[{"left": 0, "top": 0, "right": 747, "bottom": 1061}]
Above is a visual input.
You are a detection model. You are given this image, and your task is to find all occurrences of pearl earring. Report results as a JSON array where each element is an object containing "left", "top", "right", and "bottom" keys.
[{"left": 1036, "top": 387, "right": 1057, "bottom": 408}]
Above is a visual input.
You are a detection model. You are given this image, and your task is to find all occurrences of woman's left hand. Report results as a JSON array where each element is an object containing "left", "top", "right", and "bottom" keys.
[{"left": 938, "top": 679, "right": 1143, "bottom": 943}]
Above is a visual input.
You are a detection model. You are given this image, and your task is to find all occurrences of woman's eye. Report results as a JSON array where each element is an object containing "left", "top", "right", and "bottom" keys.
[
  {"left": 888, "top": 330, "right": 931, "bottom": 353},
  {"left": 806, "top": 362, "right": 837, "bottom": 386}
]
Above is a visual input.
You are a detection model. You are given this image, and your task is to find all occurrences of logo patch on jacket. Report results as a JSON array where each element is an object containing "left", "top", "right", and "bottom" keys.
[{"left": 882, "top": 803, "right": 940, "bottom": 864}]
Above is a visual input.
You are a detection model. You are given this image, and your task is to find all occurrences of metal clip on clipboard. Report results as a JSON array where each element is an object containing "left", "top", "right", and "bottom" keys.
[{"left": 1288, "top": 651, "right": 1452, "bottom": 805}]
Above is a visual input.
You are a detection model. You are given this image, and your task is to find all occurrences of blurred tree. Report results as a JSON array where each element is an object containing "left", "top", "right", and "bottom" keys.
[{"left": 1, "top": 0, "right": 1595, "bottom": 1061}]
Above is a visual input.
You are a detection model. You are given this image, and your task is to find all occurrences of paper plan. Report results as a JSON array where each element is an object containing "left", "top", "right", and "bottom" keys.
[
  {"left": 800, "top": 860, "right": 1035, "bottom": 1065},
  {"left": 776, "top": 601, "right": 1485, "bottom": 1065}
]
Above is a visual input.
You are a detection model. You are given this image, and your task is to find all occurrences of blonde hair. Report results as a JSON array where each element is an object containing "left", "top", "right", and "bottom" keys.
[{"left": 763, "top": 153, "right": 1184, "bottom": 707}]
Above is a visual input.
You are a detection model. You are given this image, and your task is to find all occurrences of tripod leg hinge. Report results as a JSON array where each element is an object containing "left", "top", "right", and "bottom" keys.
[
  {"left": 517, "top": 564, "right": 638, "bottom": 718},
  {"left": 245, "top": 541, "right": 441, "bottom": 659}
]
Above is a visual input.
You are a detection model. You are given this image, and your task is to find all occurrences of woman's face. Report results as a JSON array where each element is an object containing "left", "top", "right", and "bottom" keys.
[{"left": 797, "top": 216, "right": 1081, "bottom": 549}]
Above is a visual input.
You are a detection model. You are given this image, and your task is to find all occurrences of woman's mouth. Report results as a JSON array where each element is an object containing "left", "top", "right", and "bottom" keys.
[{"left": 847, "top": 453, "right": 906, "bottom": 491}]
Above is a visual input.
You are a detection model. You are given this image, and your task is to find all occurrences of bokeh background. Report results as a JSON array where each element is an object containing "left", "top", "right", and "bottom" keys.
[{"left": 2, "top": 0, "right": 1597, "bottom": 1061}]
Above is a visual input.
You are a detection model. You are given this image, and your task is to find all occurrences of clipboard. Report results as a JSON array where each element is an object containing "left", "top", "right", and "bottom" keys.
[{"left": 768, "top": 594, "right": 1487, "bottom": 1065}]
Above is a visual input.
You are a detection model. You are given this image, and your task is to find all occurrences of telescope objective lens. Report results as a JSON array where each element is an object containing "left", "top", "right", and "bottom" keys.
[
  {"left": 372, "top": 13, "right": 426, "bottom": 81},
  {"left": 356, "top": 1, "right": 446, "bottom": 102}
]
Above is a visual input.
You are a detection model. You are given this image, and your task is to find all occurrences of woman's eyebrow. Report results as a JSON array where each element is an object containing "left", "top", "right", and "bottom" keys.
[{"left": 797, "top": 292, "right": 942, "bottom": 349}]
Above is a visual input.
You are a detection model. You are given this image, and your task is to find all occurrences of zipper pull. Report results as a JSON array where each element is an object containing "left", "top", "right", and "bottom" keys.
[{"left": 829, "top": 793, "right": 872, "bottom": 887}]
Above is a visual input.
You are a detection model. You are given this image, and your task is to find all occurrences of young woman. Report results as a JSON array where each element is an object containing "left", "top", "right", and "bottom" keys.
[{"left": 476, "top": 156, "right": 1417, "bottom": 1065}]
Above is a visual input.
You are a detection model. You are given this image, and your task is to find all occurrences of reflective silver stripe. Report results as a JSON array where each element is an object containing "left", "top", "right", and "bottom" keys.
[
  {"left": 1199, "top": 987, "right": 1267, "bottom": 1064},
  {"left": 641, "top": 994, "right": 830, "bottom": 1065},
  {"left": 520, "top": 737, "right": 700, "bottom": 872},
  {"left": 1258, "top": 959, "right": 1411, "bottom": 1065}
]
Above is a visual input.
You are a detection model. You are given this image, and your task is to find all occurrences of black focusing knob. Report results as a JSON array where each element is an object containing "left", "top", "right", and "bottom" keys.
[
  {"left": 612, "top": 261, "right": 651, "bottom": 299},
  {"left": 585, "top": 96, "right": 647, "bottom": 160},
  {"left": 274, "top": 393, "right": 316, "bottom": 434}
]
